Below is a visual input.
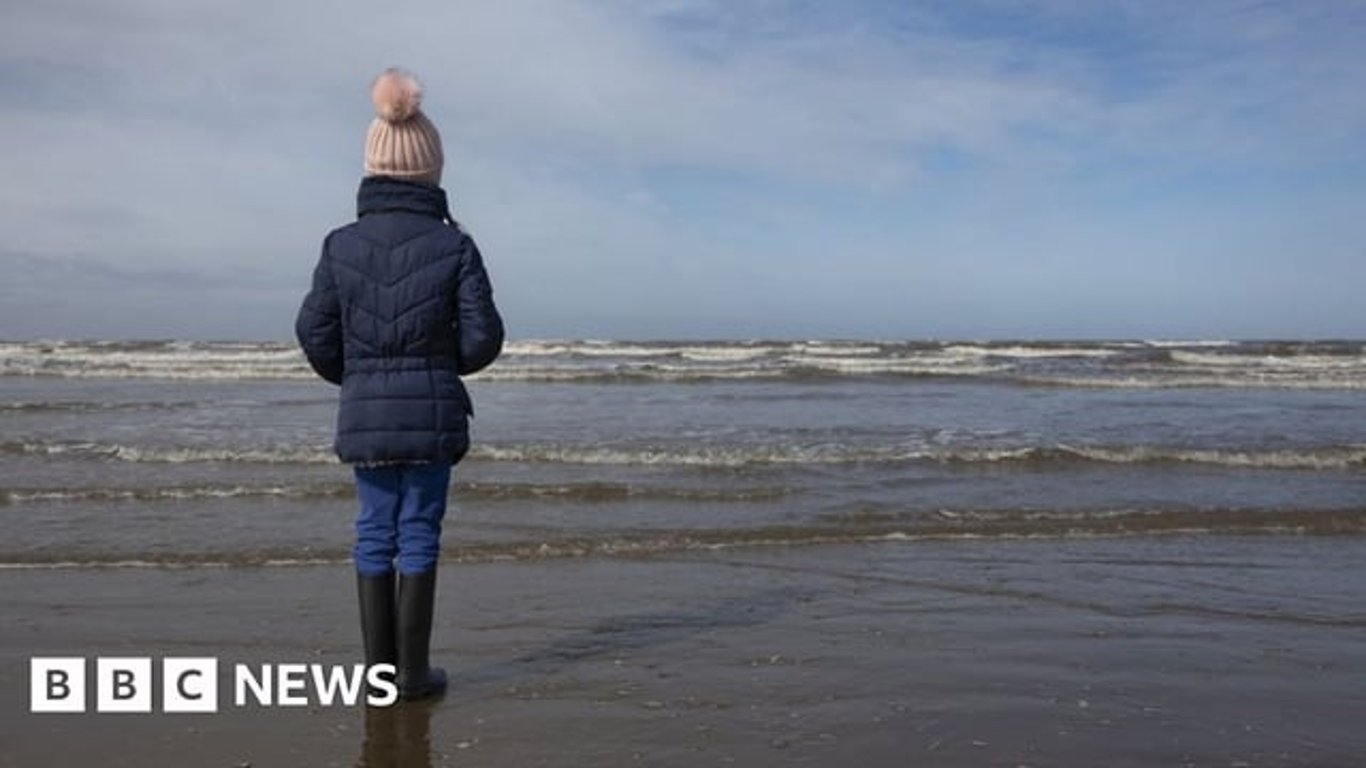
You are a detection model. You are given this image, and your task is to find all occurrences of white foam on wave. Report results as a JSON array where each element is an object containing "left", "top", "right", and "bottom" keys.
[
  {"left": 473, "top": 356, "right": 1005, "bottom": 382},
  {"left": 1170, "top": 351, "right": 1366, "bottom": 370},
  {"left": 504, "top": 340, "right": 778, "bottom": 362},
  {"left": 1143, "top": 340, "right": 1237, "bottom": 348},
  {"left": 503, "top": 341, "right": 674, "bottom": 358},
  {"left": 21, "top": 435, "right": 1348, "bottom": 471},
  {"left": 794, "top": 342, "right": 884, "bottom": 357},
  {"left": 3, "top": 339, "right": 1360, "bottom": 389},
  {"left": 779, "top": 353, "right": 1007, "bottom": 376},
  {"left": 0, "top": 341, "right": 311, "bottom": 380},
  {"left": 2, "top": 483, "right": 349, "bottom": 504},
  {"left": 678, "top": 347, "right": 771, "bottom": 362},
  {"left": 471, "top": 442, "right": 932, "bottom": 467},
  {"left": 1021, "top": 373, "right": 1366, "bottom": 390},
  {"left": 471, "top": 364, "right": 784, "bottom": 382},
  {"left": 469, "top": 441, "right": 1366, "bottom": 470},
  {"left": 944, "top": 344, "right": 1120, "bottom": 359},
  {"left": 2, "top": 440, "right": 335, "bottom": 464},
  {"left": 1056, "top": 444, "right": 1366, "bottom": 471}
]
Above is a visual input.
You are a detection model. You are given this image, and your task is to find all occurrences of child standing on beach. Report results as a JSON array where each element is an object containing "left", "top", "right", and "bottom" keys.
[{"left": 295, "top": 68, "right": 504, "bottom": 700}]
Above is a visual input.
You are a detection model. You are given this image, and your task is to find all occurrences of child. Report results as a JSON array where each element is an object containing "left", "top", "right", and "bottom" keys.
[{"left": 296, "top": 68, "right": 504, "bottom": 701}]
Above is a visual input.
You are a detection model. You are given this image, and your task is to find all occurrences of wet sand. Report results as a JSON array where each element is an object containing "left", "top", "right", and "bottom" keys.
[{"left": 2, "top": 535, "right": 1364, "bottom": 767}]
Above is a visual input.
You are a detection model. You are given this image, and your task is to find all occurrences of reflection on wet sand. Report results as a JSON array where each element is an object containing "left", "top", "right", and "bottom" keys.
[{"left": 357, "top": 701, "right": 437, "bottom": 768}]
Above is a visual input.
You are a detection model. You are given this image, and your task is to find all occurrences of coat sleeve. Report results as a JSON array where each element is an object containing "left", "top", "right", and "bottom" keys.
[
  {"left": 295, "top": 236, "right": 344, "bottom": 385},
  {"left": 453, "top": 234, "right": 505, "bottom": 376}
]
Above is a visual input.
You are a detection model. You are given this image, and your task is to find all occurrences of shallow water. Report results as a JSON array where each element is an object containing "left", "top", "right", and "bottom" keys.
[
  {"left": 1, "top": 339, "right": 1364, "bottom": 567},
  {"left": 3, "top": 537, "right": 1364, "bottom": 765}
]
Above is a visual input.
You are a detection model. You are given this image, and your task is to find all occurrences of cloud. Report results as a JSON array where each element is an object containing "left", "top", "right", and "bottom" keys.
[
  {"left": 8, "top": 0, "right": 1363, "bottom": 175},
  {"left": 1, "top": 0, "right": 1363, "bottom": 339}
]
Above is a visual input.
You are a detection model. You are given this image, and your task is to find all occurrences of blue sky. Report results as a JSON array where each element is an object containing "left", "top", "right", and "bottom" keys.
[{"left": 1, "top": 0, "right": 1363, "bottom": 340}]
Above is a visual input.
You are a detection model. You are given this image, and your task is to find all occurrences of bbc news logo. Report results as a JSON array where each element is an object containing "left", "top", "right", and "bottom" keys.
[{"left": 30, "top": 657, "right": 398, "bottom": 713}]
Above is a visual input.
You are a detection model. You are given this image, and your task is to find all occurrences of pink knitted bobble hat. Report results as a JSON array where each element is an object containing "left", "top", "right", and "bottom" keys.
[{"left": 364, "top": 68, "right": 444, "bottom": 186}]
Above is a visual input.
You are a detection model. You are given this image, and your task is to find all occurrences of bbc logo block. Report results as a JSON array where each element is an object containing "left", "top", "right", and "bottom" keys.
[
  {"left": 30, "top": 657, "right": 218, "bottom": 714},
  {"left": 30, "top": 658, "right": 86, "bottom": 713},
  {"left": 163, "top": 658, "right": 218, "bottom": 713},
  {"left": 96, "top": 657, "right": 152, "bottom": 713}
]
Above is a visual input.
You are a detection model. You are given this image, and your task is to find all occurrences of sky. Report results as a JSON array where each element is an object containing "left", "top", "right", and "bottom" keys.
[{"left": 1, "top": 0, "right": 1363, "bottom": 341}]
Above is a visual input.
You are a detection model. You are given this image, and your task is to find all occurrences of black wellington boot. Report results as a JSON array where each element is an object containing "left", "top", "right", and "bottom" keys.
[
  {"left": 396, "top": 569, "right": 448, "bottom": 701},
  {"left": 357, "top": 571, "right": 397, "bottom": 700}
]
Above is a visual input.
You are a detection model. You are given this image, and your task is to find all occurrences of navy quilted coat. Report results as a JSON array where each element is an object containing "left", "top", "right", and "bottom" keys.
[{"left": 295, "top": 177, "right": 504, "bottom": 464}]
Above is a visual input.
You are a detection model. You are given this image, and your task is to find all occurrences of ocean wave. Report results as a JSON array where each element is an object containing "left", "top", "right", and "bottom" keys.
[
  {"left": 1018, "top": 374, "right": 1366, "bottom": 390},
  {"left": 4, "top": 506, "right": 1363, "bottom": 571},
  {"left": 470, "top": 442, "right": 1366, "bottom": 471},
  {"left": 1143, "top": 339, "right": 1237, "bottom": 348},
  {"left": 0, "top": 399, "right": 205, "bottom": 414},
  {"left": 8, "top": 437, "right": 1361, "bottom": 470},
  {"left": 1026, "top": 445, "right": 1366, "bottom": 471},
  {"left": 0, "top": 340, "right": 311, "bottom": 380},
  {"left": 1169, "top": 351, "right": 1366, "bottom": 370},
  {"left": 474, "top": 358, "right": 1006, "bottom": 382},
  {"left": 0, "top": 481, "right": 787, "bottom": 506},
  {"left": 469, "top": 442, "right": 930, "bottom": 467},
  {"left": 0, "top": 440, "right": 335, "bottom": 464},
  {"left": 2, "top": 339, "right": 1362, "bottom": 388},
  {"left": 791, "top": 342, "right": 885, "bottom": 358},
  {"left": 503, "top": 341, "right": 684, "bottom": 358},
  {"left": 456, "top": 481, "right": 787, "bottom": 503},
  {"left": 943, "top": 344, "right": 1121, "bottom": 359},
  {"left": 778, "top": 354, "right": 1007, "bottom": 375},
  {"left": 471, "top": 368, "right": 975, "bottom": 384},
  {"left": 0, "top": 484, "right": 354, "bottom": 505}
]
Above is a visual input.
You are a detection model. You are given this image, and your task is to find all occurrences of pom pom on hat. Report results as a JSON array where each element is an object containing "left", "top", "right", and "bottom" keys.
[
  {"left": 371, "top": 68, "right": 423, "bottom": 122},
  {"left": 364, "top": 67, "right": 444, "bottom": 185}
]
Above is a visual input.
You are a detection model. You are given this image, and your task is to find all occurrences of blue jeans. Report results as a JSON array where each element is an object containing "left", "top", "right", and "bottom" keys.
[{"left": 353, "top": 462, "right": 452, "bottom": 576}]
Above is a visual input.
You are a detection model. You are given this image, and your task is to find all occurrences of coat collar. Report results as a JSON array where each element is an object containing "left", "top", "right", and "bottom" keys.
[{"left": 356, "top": 176, "right": 451, "bottom": 221}]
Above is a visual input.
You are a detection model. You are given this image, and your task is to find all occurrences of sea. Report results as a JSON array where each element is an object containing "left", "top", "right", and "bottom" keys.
[{"left": 2, "top": 338, "right": 1364, "bottom": 569}]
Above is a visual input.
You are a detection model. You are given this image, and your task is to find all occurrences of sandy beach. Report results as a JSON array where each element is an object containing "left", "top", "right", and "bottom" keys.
[{"left": 3, "top": 534, "right": 1364, "bottom": 767}]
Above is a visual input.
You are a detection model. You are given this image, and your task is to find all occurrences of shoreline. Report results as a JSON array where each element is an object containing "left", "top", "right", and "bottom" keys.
[{"left": 3, "top": 534, "right": 1364, "bottom": 766}]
